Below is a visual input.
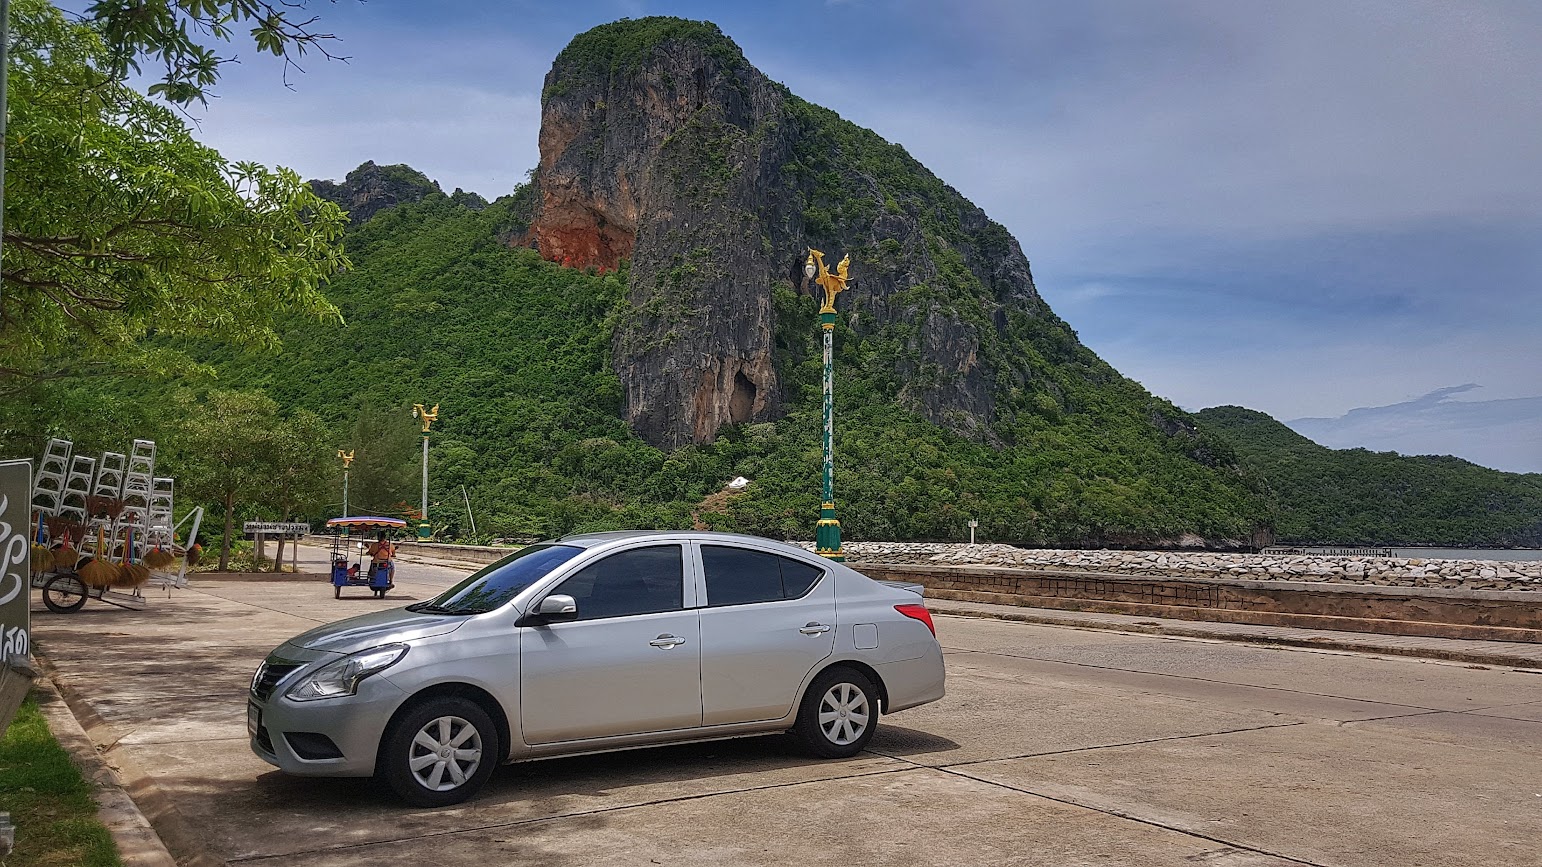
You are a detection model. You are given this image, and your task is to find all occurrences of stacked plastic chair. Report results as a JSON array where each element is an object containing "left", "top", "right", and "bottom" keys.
[
  {"left": 147, "top": 477, "right": 175, "bottom": 546},
  {"left": 118, "top": 439, "right": 157, "bottom": 541},
  {"left": 29, "top": 438, "right": 72, "bottom": 517},
  {"left": 58, "top": 455, "right": 97, "bottom": 525}
]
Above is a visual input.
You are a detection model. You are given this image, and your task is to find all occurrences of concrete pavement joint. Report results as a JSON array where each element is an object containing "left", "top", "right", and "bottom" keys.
[
  {"left": 870, "top": 721, "right": 1308, "bottom": 771},
  {"left": 224, "top": 763, "right": 921, "bottom": 864},
  {"left": 945, "top": 646, "right": 1460, "bottom": 715},
  {"left": 184, "top": 586, "right": 332, "bottom": 624},
  {"left": 936, "top": 763, "right": 1335, "bottom": 867},
  {"left": 864, "top": 733, "right": 1336, "bottom": 867}
]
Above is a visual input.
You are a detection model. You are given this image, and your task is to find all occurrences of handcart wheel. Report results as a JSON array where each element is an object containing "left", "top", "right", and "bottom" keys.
[{"left": 41, "top": 574, "right": 89, "bottom": 614}]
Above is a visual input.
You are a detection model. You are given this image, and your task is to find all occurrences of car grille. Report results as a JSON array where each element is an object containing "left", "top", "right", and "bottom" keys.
[{"left": 251, "top": 659, "right": 304, "bottom": 701}]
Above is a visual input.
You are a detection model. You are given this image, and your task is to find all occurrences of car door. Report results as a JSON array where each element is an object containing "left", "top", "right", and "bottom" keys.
[
  {"left": 695, "top": 543, "right": 835, "bottom": 726},
  {"left": 519, "top": 543, "right": 702, "bottom": 744}
]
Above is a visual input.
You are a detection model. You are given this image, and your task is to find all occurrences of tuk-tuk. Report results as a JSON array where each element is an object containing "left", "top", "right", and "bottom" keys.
[{"left": 324, "top": 516, "right": 405, "bottom": 599}]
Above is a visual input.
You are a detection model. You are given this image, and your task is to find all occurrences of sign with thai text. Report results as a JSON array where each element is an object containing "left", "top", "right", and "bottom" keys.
[
  {"left": 242, "top": 522, "right": 311, "bottom": 537},
  {"left": 0, "top": 461, "right": 32, "bottom": 668}
]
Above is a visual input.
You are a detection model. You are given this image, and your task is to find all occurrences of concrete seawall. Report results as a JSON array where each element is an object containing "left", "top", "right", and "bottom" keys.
[{"left": 814, "top": 543, "right": 1542, "bottom": 592}]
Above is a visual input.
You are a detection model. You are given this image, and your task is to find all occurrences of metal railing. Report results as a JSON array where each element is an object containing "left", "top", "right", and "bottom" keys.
[{"left": 1260, "top": 546, "right": 1396, "bottom": 558}]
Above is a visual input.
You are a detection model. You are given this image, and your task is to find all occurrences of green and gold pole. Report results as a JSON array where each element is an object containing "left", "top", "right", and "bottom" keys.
[
  {"left": 412, "top": 404, "right": 440, "bottom": 539},
  {"left": 807, "top": 250, "right": 849, "bottom": 561}
]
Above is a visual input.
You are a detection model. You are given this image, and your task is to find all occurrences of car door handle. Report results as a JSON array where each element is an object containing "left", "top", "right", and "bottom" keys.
[
  {"left": 799, "top": 622, "right": 831, "bottom": 636},
  {"left": 649, "top": 634, "right": 686, "bottom": 648}
]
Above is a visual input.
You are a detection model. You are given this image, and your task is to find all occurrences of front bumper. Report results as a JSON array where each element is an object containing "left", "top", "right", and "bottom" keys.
[{"left": 249, "top": 665, "right": 408, "bottom": 778}]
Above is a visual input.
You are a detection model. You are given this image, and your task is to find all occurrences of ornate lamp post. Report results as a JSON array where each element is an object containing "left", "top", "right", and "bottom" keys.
[
  {"left": 337, "top": 450, "right": 354, "bottom": 519},
  {"left": 806, "top": 249, "right": 850, "bottom": 561},
  {"left": 411, "top": 404, "right": 439, "bottom": 539}
]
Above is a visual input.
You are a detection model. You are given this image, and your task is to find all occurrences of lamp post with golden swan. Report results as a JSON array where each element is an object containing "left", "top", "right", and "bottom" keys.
[
  {"left": 337, "top": 450, "right": 354, "bottom": 519},
  {"left": 805, "top": 249, "right": 849, "bottom": 560},
  {"left": 411, "top": 404, "right": 439, "bottom": 539}
]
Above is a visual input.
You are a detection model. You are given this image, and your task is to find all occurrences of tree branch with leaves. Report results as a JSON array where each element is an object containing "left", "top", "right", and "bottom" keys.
[
  {"left": 1, "top": 0, "right": 350, "bottom": 390},
  {"left": 82, "top": 0, "right": 350, "bottom": 105}
]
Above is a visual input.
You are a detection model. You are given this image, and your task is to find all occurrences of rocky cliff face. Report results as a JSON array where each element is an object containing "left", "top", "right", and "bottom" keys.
[
  {"left": 528, "top": 19, "right": 1066, "bottom": 449},
  {"left": 311, "top": 161, "right": 442, "bottom": 225}
]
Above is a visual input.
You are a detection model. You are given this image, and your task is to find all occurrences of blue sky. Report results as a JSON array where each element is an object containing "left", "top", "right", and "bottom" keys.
[{"left": 175, "top": 0, "right": 1542, "bottom": 473}]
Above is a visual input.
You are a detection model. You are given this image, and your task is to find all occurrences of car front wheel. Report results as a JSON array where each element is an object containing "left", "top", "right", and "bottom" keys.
[
  {"left": 378, "top": 696, "right": 498, "bottom": 807},
  {"left": 794, "top": 667, "right": 879, "bottom": 759}
]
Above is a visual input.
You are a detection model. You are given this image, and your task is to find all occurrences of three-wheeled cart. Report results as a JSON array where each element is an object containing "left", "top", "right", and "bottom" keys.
[{"left": 325, "top": 516, "right": 404, "bottom": 599}]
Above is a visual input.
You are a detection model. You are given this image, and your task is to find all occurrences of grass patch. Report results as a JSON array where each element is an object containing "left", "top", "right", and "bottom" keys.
[{"left": 0, "top": 694, "right": 121, "bottom": 867}]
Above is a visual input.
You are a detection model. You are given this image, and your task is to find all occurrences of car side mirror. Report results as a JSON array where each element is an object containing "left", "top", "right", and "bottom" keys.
[{"left": 524, "top": 594, "right": 578, "bottom": 626}]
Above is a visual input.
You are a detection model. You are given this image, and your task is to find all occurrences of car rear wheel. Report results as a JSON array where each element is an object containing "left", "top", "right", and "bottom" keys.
[
  {"left": 794, "top": 667, "right": 878, "bottom": 759},
  {"left": 378, "top": 696, "right": 498, "bottom": 807}
]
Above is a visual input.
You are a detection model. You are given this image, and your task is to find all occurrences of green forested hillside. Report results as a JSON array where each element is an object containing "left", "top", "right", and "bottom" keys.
[
  {"left": 141, "top": 186, "right": 1266, "bottom": 545},
  {"left": 1196, "top": 406, "right": 1542, "bottom": 547}
]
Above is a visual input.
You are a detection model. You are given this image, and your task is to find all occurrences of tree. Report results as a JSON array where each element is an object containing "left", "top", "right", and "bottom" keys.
[
  {"left": 346, "top": 405, "right": 418, "bottom": 519},
  {"left": 81, "top": 0, "right": 350, "bottom": 105},
  {"left": 263, "top": 409, "right": 333, "bottom": 571},
  {"left": 174, "top": 390, "right": 282, "bottom": 570},
  {"left": 1, "top": 0, "right": 349, "bottom": 395}
]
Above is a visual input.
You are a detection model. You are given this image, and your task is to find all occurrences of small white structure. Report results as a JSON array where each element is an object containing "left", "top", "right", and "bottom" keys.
[{"left": 727, "top": 476, "right": 750, "bottom": 490}]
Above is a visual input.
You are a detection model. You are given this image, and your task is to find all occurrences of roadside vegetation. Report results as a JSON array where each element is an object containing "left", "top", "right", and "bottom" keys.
[{"left": 0, "top": 696, "right": 121, "bottom": 867}]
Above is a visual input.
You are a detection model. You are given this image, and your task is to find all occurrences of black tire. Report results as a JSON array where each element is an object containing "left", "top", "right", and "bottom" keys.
[
  {"left": 41, "top": 574, "right": 88, "bottom": 613},
  {"left": 378, "top": 696, "right": 499, "bottom": 807},
  {"left": 793, "top": 666, "right": 879, "bottom": 759}
]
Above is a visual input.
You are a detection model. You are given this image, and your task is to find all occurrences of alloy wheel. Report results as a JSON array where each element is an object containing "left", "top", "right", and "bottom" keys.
[
  {"left": 407, "top": 715, "right": 483, "bottom": 792},
  {"left": 817, "top": 682, "right": 870, "bottom": 746}
]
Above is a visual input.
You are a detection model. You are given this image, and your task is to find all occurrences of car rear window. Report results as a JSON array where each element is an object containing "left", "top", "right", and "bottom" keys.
[{"left": 702, "top": 545, "right": 826, "bottom": 606}]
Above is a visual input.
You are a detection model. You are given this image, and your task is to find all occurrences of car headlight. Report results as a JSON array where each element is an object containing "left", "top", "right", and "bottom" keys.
[{"left": 286, "top": 644, "right": 409, "bottom": 702}]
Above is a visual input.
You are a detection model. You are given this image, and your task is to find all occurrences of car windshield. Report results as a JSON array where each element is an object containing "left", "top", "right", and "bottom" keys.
[{"left": 409, "top": 544, "right": 583, "bottom": 615}]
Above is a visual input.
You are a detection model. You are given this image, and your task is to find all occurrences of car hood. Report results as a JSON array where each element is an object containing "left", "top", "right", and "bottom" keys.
[{"left": 289, "top": 607, "right": 468, "bottom": 653}]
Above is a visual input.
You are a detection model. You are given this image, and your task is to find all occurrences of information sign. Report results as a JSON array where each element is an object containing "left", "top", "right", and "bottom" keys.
[{"left": 0, "top": 461, "right": 31, "bottom": 668}]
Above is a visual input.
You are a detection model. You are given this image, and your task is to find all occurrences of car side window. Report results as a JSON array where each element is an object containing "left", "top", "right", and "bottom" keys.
[
  {"left": 551, "top": 545, "right": 684, "bottom": 621},
  {"left": 702, "top": 545, "right": 826, "bottom": 606},
  {"left": 702, "top": 546, "right": 782, "bottom": 606}
]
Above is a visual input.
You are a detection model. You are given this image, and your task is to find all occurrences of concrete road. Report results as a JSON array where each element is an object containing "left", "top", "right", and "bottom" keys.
[{"left": 30, "top": 547, "right": 1542, "bottom": 866}]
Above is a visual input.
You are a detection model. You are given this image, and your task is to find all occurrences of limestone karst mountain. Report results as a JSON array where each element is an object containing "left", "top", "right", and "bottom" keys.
[{"left": 527, "top": 18, "right": 1074, "bottom": 450}]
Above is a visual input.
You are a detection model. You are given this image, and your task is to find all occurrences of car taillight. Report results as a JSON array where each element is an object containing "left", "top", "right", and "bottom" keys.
[{"left": 894, "top": 603, "right": 935, "bottom": 636}]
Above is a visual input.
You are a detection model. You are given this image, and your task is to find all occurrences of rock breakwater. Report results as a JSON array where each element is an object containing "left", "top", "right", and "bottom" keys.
[{"left": 797, "top": 543, "right": 1542, "bottom": 592}]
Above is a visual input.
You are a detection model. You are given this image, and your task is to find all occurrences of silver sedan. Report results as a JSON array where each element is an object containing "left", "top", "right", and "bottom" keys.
[{"left": 248, "top": 531, "right": 946, "bottom": 806}]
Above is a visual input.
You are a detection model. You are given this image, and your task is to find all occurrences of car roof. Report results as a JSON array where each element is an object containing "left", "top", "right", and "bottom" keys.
[{"left": 552, "top": 530, "right": 816, "bottom": 557}]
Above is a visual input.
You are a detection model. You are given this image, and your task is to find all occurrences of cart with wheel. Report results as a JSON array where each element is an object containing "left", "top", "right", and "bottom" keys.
[
  {"left": 33, "top": 505, "right": 203, "bottom": 614},
  {"left": 325, "top": 516, "right": 404, "bottom": 599}
]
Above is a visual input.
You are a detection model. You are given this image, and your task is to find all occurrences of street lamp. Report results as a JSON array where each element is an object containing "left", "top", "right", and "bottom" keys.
[
  {"left": 411, "top": 404, "right": 439, "bottom": 540},
  {"left": 337, "top": 450, "right": 354, "bottom": 519},
  {"left": 806, "top": 249, "right": 850, "bottom": 561}
]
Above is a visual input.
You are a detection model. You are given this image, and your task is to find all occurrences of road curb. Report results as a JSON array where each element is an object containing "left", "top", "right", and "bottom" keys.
[
  {"left": 927, "top": 602, "right": 1542, "bottom": 670},
  {"left": 33, "top": 651, "right": 224, "bottom": 867}
]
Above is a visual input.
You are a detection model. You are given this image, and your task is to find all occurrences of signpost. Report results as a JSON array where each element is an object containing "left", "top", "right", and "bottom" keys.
[{"left": 0, "top": 460, "right": 34, "bottom": 733}]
